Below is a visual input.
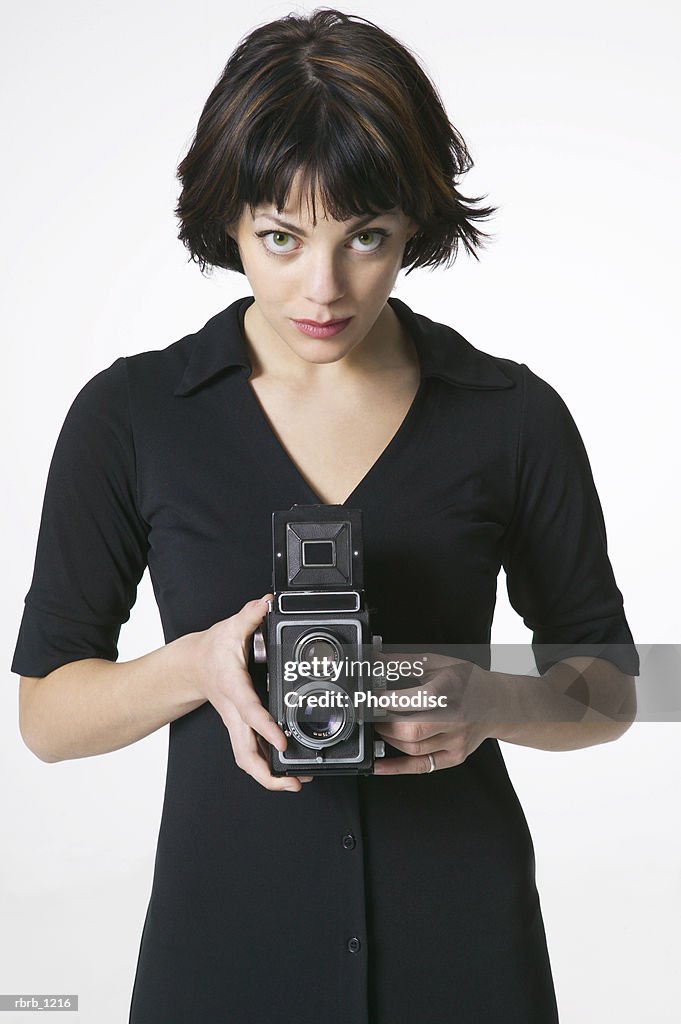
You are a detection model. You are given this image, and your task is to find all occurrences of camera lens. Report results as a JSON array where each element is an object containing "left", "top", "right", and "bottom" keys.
[
  {"left": 294, "top": 633, "right": 341, "bottom": 677},
  {"left": 284, "top": 680, "right": 356, "bottom": 749},
  {"left": 296, "top": 695, "right": 346, "bottom": 741}
]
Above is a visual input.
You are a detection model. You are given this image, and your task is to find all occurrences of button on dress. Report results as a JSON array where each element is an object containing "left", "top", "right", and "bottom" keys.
[{"left": 12, "top": 295, "right": 639, "bottom": 1023}]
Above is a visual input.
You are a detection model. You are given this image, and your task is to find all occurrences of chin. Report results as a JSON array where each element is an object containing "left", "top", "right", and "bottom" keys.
[{"left": 295, "top": 345, "right": 351, "bottom": 363}]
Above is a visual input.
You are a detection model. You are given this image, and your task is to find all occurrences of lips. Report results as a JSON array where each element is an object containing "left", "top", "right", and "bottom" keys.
[
  {"left": 293, "top": 318, "right": 351, "bottom": 326},
  {"left": 291, "top": 317, "right": 353, "bottom": 339}
]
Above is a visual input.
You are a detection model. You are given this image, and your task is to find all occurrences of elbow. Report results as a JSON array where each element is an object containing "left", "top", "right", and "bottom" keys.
[
  {"left": 19, "top": 722, "right": 62, "bottom": 763},
  {"left": 617, "top": 674, "right": 638, "bottom": 731},
  {"left": 18, "top": 675, "right": 61, "bottom": 763},
  {"left": 23, "top": 739, "right": 62, "bottom": 763},
  {"left": 607, "top": 718, "right": 634, "bottom": 743},
  {"left": 19, "top": 722, "right": 62, "bottom": 762},
  {"left": 606, "top": 674, "right": 638, "bottom": 742}
]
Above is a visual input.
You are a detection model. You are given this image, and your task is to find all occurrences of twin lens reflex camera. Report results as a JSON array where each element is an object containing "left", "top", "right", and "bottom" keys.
[{"left": 252, "top": 504, "right": 385, "bottom": 775}]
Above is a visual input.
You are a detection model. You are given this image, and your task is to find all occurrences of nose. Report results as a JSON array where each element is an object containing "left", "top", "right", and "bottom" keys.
[{"left": 302, "top": 250, "right": 346, "bottom": 311}]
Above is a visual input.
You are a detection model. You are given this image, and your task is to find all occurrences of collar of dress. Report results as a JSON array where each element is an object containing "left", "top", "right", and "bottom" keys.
[{"left": 174, "top": 294, "right": 515, "bottom": 397}]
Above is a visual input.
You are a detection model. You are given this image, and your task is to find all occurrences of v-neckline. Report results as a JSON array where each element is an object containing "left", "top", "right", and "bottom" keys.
[{"left": 238, "top": 374, "right": 427, "bottom": 508}]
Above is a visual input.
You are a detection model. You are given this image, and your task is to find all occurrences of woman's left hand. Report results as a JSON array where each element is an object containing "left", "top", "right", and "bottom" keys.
[{"left": 371, "top": 652, "right": 498, "bottom": 775}]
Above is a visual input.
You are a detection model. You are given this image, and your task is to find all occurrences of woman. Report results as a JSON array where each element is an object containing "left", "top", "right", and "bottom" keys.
[{"left": 13, "top": 9, "right": 638, "bottom": 1022}]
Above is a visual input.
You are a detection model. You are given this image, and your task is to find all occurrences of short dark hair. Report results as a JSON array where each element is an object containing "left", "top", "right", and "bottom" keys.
[{"left": 175, "top": 8, "right": 497, "bottom": 276}]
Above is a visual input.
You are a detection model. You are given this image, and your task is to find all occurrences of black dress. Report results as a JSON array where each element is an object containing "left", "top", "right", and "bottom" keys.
[{"left": 12, "top": 295, "right": 638, "bottom": 1023}]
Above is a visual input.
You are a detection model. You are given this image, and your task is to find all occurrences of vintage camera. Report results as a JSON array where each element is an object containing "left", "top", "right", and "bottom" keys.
[{"left": 253, "top": 504, "right": 385, "bottom": 775}]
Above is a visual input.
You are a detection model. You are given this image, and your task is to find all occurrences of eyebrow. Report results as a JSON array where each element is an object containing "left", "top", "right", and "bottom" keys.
[{"left": 252, "top": 211, "right": 391, "bottom": 237}]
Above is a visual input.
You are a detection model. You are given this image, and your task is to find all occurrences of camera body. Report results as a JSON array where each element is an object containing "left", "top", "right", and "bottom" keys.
[{"left": 253, "top": 504, "right": 385, "bottom": 775}]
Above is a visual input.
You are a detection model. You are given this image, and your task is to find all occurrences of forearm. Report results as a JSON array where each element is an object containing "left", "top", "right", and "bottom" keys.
[
  {"left": 20, "top": 633, "right": 206, "bottom": 763},
  {"left": 485, "top": 656, "right": 637, "bottom": 751}
]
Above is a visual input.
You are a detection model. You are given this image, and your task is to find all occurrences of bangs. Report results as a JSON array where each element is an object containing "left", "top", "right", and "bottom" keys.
[{"left": 237, "top": 94, "right": 417, "bottom": 225}]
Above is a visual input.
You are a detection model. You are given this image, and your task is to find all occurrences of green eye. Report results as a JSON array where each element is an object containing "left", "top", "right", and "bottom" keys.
[
  {"left": 350, "top": 230, "right": 385, "bottom": 252},
  {"left": 258, "top": 230, "right": 298, "bottom": 254}
]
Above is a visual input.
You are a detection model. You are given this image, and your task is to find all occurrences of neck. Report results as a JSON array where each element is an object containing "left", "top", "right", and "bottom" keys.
[{"left": 242, "top": 300, "right": 417, "bottom": 387}]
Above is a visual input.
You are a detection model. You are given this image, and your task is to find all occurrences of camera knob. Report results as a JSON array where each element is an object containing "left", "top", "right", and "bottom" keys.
[
  {"left": 373, "top": 739, "right": 385, "bottom": 759},
  {"left": 253, "top": 627, "right": 267, "bottom": 664}
]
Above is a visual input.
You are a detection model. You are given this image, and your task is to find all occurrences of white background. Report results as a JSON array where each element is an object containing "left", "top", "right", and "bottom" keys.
[{"left": 2, "top": 1, "right": 679, "bottom": 1021}]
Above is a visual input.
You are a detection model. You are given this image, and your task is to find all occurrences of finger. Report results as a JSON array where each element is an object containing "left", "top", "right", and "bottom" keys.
[
  {"left": 226, "top": 710, "right": 307, "bottom": 792},
  {"left": 225, "top": 662, "right": 288, "bottom": 751},
  {"left": 228, "top": 594, "right": 274, "bottom": 656},
  {"left": 373, "top": 669, "right": 473, "bottom": 727},
  {"left": 372, "top": 652, "right": 467, "bottom": 674},
  {"left": 375, "top": 730, "right": 452, "bottom": 755},
  {"left": 417, "top": 653, "right": 469, "bottom": 671},
  {"left": 234, "top": 594, "right": 274, "bottom": 633},
  {"left": 376, "top": 668, "right": 454, "bottom": 701},
  {"left": 254, "top": 733, "right": 314, "bottom": 785},
  {"left": 375, "top": 719, "right": 444, "bottom": 742},
  {"left": 373, "top": 749, "right": 453, "bottom": 775},
  {"left": 220, "top": 657, "right": 312, "bottom": 779},
  {"left": 371, "top": 652, "right": 430, "bottom": 678},
  {"left": 237, "top": 692, "right": 289, "bottom": 752}
]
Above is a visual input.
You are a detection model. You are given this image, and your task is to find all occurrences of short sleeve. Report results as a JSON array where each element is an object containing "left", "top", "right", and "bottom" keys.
[
  {"left": 500, "top": 364, "right": 639, "bottom": 676},
  {"left": 11, "top": 357, "right": 149, "bottom": 678}
]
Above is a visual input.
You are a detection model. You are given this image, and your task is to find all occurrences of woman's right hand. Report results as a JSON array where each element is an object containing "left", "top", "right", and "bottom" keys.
[{"left": 195, "top": 594, "right": 314, "bottom": 792}]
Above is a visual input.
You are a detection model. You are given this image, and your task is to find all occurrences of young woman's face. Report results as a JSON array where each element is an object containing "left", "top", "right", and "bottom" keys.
[{"left": 228, "top": 173, "right": 419, "bottom": 368}]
